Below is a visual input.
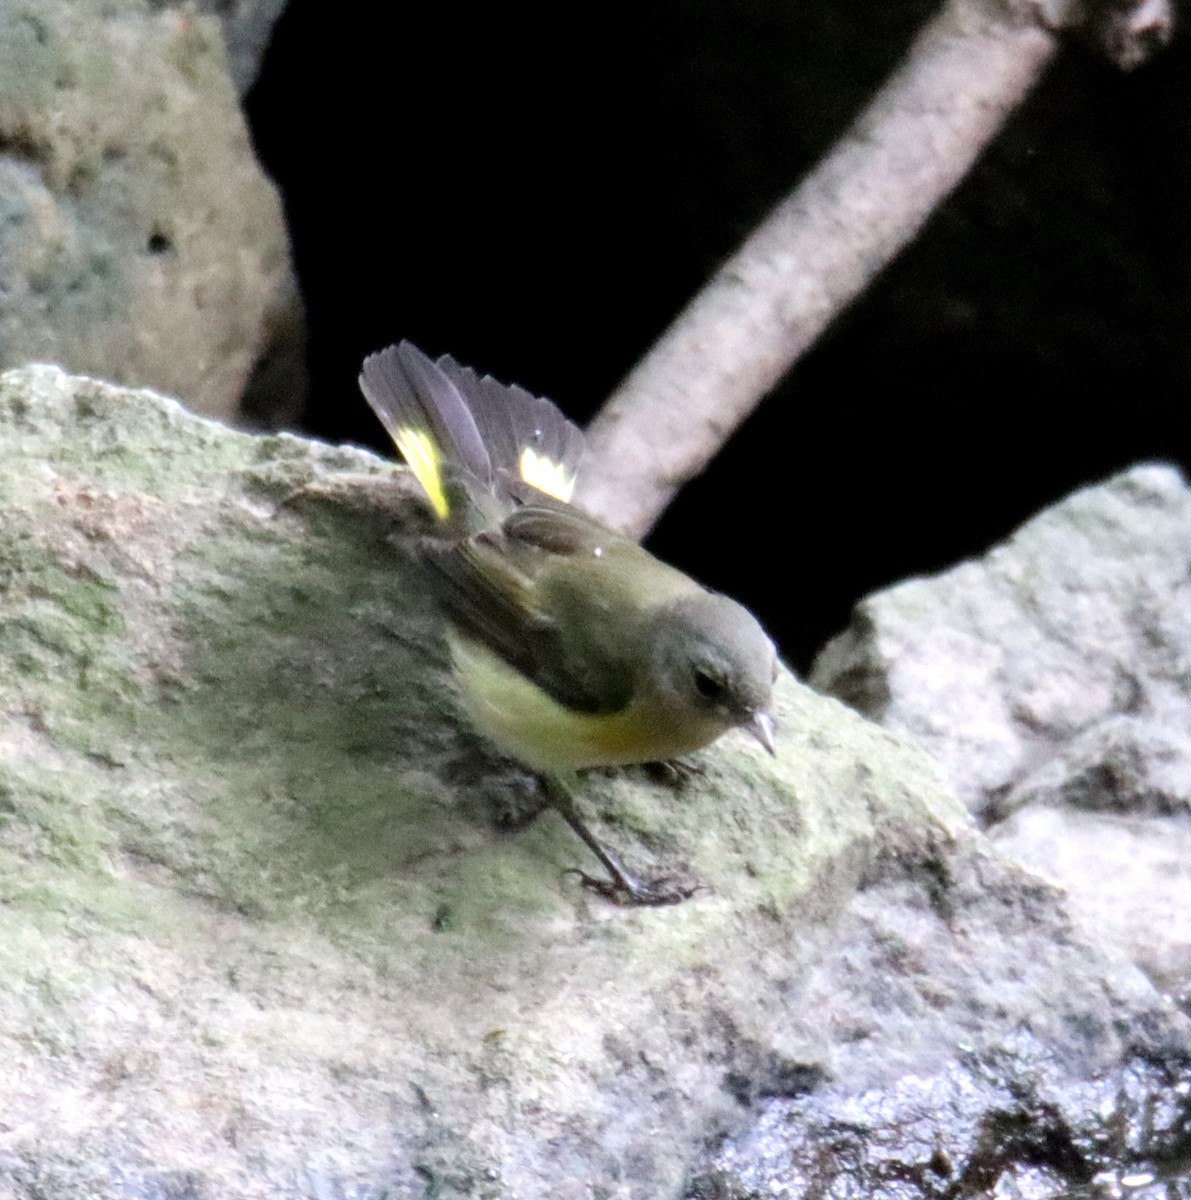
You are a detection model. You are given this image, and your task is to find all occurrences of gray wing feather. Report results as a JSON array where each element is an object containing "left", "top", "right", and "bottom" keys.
[
  {"left": 362, "top": 340, "right": 615, "bottom": 711},
  {"left": 420, "top": 534, "right": 623, "bottom": 713}
]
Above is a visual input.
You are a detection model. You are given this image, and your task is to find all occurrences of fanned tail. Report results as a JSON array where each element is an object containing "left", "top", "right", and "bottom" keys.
[{"left": 359, "top": 341, "right": 585, "bottom": 521}]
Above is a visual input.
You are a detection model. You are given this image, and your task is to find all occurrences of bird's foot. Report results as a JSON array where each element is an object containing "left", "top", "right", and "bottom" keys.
[
  {"left": 641, "top": 758, "right": 706, "bottom": 788},
  {"left": 544, "top": 775, "right": 703, "bottom": 906},
  {"left": 564, "top": 866, "right": 702, "bottom": 907}
]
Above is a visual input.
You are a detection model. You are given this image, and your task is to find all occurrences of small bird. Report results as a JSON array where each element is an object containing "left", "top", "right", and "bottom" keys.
[{"left": 359, "top": 341, "right": 777, "bottom": 905}]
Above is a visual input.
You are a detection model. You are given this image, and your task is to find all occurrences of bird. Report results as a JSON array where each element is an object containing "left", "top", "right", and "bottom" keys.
[{"left": 358, "top": 341, "right": 778, "bottom": 905}]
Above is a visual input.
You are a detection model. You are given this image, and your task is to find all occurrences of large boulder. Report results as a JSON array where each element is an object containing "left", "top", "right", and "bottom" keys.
[
  {"left": 0, "top": 1, "right": 301, "bottom": 425},
  {"left": 0, "top": 366, "right": 1185, "bottom": 1199}
]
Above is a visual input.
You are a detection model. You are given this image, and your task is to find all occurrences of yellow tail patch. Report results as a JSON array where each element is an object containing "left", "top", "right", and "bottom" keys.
[
  {"left": 520, "top": 447, "right": 575, "bottom": 502},
  {"left": 395, "top": 427, "right": 450, "bottom": 520}
]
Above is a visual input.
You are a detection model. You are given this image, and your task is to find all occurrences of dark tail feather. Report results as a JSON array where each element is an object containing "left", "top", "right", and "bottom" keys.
[
  {"left": 433, "top": 355, "right": 585, "bottom": 493},
  {"left": 359, "top": 342, "right": 493, "bottom": 486},
  {"left": 361, "top": 341, "right": 586, "bottom": 508}
]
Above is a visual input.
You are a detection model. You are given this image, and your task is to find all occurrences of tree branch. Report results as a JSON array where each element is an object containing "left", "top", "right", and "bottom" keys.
[{"left": 576, "top": 0, "right": 1172, "bottom": 537}]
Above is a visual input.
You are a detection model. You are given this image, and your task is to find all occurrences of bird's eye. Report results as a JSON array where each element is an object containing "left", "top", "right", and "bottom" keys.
[{"left": 693, "top": 668, "right": 725, "bottom": 700}]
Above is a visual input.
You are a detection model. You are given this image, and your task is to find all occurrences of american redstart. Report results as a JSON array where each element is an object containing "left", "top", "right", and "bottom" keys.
[{"left": 359, "top": 341, "right": 777, "bottom": 905}]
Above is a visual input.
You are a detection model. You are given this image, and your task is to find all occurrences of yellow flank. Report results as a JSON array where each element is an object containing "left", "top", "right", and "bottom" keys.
[
  {"left": 449, "top": 633, "right": 724, "bottom": 771},
  {"left": 395, "top": 427, "right": 450, "bottom": 520},
  {"left": 519, "top": 447, "right": 575, "bottom": 502}
]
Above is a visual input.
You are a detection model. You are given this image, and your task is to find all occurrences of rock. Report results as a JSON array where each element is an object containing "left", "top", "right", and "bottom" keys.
[
  {"left": 811, "top": 465, "right": 1191, "bottom": 1005},
  {"left": 994, "top": 804, "right": 1191, "bottom": 1008},
  {"left": 812, "top": 466, "right": 1191, "bottom": 813},
  {"left": 0, "top": 367, "right": 1186, "bottom": 1199},
  {"left": 0, "top": 0, "right": 302, "bottom": 425},
  {"left": 698, "top": 846, "right": 1191, "bottom": 1199},
  {"left": 185, "top": 0, "right": 291, "bottom": 94}
]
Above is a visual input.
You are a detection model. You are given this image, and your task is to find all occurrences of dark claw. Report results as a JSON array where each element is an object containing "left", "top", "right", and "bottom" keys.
[
  {"left": 542, "top": 775, "right": 704, "bottom": 906},
  {"left": 564, "top": 868, "right": 701, "bottom": 907},
  {"left": 642, "top": 758, "right": 706, "bottom": 788}
]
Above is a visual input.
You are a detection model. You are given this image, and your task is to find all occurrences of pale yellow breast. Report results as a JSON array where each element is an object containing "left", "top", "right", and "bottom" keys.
[{"left": 448, "top": 633, "right": 725, "bottom": 771}]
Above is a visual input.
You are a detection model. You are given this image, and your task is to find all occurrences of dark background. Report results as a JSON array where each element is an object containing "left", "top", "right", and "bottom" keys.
[{"left": 245, "top": 1, "right": 1191, "bottom": 672}]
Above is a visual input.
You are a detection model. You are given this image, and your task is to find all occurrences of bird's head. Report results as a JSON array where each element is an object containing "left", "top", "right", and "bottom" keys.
[{"left": 648, "top": 591, "right": 778, "bottom": 756}]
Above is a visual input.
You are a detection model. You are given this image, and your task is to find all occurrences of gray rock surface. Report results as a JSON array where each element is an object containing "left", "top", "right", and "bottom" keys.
[
  {"left": 994, "top": 804, "right": 1191, "bottom": 1007},
  {"left": 186, "top": 0, "right": 291, "bottom": 93},
  {"left": 812, "top": 465, "right": 1191, "bottom": 1004},
  {"left": 0, "top": 0, "right": 301, "bottom": 424},
  {"left": 0, "top": 368, "right": 1186, "bottom": 1199},
  {"left": 811, "top": 465, "right": 1191, "bottom": 813}
]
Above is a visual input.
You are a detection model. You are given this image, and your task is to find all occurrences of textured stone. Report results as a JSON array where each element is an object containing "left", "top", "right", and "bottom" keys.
[
  {"left": 0, "top": 0, "right": 301, "bottom": 423},
  {"left": 0, "top": 369, "right": 1186, "bottom": 1199},
  {"left": 811, "top": 465, "right": 1191, "bottom": 814},
  {"left": 187, "top": 0, "right": 290, "bottom": 93},
  {"left": 701, "top": 851, "right": 1191, "bottom": 1199},
  {"left": 811, "top": 465, "right": 1191, "bottom": 1005},
  {"left": 0, "top": 363, "right": 953, "bottom": 1197}
]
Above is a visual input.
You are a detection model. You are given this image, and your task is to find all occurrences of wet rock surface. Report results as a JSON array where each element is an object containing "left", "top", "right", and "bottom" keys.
[{"left": 695, "top": 849, "right": 1191, "bottom": 1199}]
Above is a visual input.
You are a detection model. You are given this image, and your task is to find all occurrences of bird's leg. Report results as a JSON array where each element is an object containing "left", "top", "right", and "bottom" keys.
[{"left": 542, "top": 776, "right": 699, "bottom": 907}]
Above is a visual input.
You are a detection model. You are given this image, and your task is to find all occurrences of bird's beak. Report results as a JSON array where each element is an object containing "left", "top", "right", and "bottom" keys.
[{"left": 747, "top": 710, "right": 777, "bottom": 756}]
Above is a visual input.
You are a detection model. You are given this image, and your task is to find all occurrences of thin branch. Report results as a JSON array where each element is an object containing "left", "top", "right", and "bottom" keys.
[{"left": 575, "top": 0, "right": 1172, "bottom": 537}]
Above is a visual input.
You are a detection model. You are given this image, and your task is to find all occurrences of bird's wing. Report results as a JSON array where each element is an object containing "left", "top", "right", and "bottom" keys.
[
  {"left": 501, "top": 495, "right": 614, "bottom": 555},
  {"left": 420, "top": 501, "right": 637, "bottom": 714}
]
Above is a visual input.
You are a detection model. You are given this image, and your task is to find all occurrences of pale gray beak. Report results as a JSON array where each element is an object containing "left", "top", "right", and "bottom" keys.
[{"left": 747, "top": 710, "right": 777, "bottom": 756}]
